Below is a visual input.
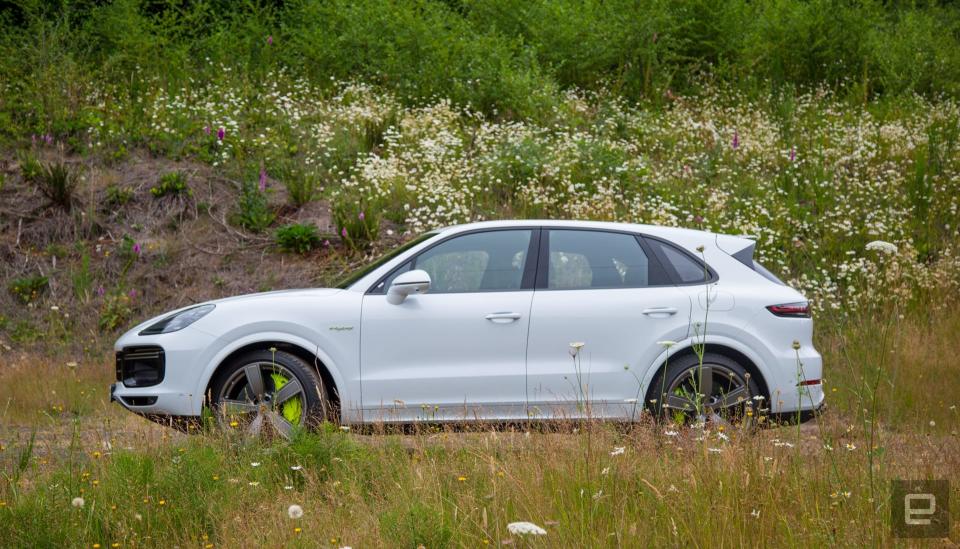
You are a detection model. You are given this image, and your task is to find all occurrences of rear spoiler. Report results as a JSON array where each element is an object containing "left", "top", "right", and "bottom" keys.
[{"left": 715, "top": 233, "right": 786, "bottom": 285}]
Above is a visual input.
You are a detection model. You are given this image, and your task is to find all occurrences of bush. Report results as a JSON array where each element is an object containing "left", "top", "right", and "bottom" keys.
[
  {"left": 379, "top": 503, "right": 453, "bottom": 549},
  {"left": 32, "top": 160, "right": 80, "bottom": 212},
  {"left": 105, "top": 183, "right": 134, "bottom": 206},
  {"left": 151, "top": 171, "right": 190, "bottom": 198},
  {"left": 233, "top": 180, "right": 275, "bottom": 233},
  {"left": 332, "top": 197, "right": 379, "bottom": 250},
  {"left": 275, "top": 223, "right": 322, "bottom": 254},
  {"left": 8, "top": 275, "right": 49, "bottom": 304}
]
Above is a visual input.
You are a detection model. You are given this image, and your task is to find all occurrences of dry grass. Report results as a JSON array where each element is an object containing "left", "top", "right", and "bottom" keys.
[{"left": 1, "top": 309, "right": 958, "bottom": 547}]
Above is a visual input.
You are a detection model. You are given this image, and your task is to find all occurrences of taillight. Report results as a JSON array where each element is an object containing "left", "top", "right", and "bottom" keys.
[{"left": 766, "top": 302, "right": 811, "bottom": 318}]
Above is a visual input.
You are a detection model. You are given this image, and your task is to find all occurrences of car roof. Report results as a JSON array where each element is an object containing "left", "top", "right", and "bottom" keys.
[{"left": 436, "top": 219, "right": 724, "bottom": 248}]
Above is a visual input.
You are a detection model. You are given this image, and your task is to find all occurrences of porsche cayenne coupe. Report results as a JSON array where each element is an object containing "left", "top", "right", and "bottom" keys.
[{"left": 110, "top": 220, "right": 824, "bottom": 436}]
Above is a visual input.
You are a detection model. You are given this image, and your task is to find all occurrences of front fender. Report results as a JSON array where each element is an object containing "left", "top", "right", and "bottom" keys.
[{"left": 193, "top": 325, "right": 358, "bottom": 420}]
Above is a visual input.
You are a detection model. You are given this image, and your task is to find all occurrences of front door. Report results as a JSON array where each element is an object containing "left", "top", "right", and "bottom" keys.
[{"left": 360, "top": 228, "right": 539, "bottom": 422}]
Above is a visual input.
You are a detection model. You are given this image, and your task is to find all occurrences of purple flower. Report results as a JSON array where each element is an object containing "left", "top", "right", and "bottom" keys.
[
  {"left": 731, "top": 131, "right": 739, "bottom": 150},
  {"left": 259, "top": 168, "right": 267, "bottom": 192},
  {"left": 323, "top": 239, "right": 331, "bottom": 247},
  {"left": 96, "top": 286, "right": 105, "bottom": 297},
  {"left": 789, "top": 146, "right": 796, "bottom": 162},
  {"left": 133, "top": 243, "right": 142, "bottom": 256},
  {"left": 217, "top": 127, "right": 225, "bottom": 141},
  {"left": 203, "top": 125, "right": 211, "bottom": 135},
  {"left": 128, "top": 289, "right": 138, "bottom": 299},
  {"left": 694, "top": 215, "right": 704, "bottom": 224},
  {"left": 267, "top": 35, "right": 273, "bottom": 46},
  {"left": 358, "top": 212, "right": 365, "bottom": 221},
  {"left": 341, "top": 227, "right": 348, "bottom": 238}
]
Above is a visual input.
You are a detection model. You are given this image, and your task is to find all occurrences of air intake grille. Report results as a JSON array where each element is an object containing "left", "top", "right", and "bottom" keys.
[{"left": 116, "top": 346, "right": 165, "bottom": 388}]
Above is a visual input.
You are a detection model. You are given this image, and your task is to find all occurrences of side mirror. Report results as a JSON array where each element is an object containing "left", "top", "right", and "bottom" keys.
[{"left": 387, "top": 269, "right": 431, "bottom": 305}]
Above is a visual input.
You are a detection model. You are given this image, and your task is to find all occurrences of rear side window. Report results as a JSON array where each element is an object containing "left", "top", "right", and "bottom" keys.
[
  {"left": 646, "top": 238, "right": 713, "bottom": 284},
  {"left": 545, "top": 230, "right": 663, "bottom": 290},
  {"left": 753, "top": 260, "right": 785, "bottom": 285}
]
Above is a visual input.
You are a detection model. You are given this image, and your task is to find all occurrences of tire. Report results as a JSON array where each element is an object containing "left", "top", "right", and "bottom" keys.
[
  {"left": 648, "top": 352, "right": 761, "bottom": 422},
  {"left": 209, "top": 349, "right": 331, "bottom": 438}
]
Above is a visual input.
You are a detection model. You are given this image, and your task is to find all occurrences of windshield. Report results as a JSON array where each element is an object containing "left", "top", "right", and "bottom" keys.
[{"left": 335, "top": 232, "right": 437, "bottom": 289}]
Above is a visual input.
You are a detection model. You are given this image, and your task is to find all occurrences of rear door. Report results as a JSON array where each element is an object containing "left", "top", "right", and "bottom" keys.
[{"left": 525, "top": 229, "right": 692, "bottom": 419}]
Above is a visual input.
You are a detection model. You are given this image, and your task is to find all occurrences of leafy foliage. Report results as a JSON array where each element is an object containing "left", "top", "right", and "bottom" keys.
[{"left": 275, "top": 223, "right": 322, "bottom": 255}]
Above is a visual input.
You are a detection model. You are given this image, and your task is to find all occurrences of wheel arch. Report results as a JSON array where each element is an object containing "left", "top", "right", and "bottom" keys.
[
  {"left": 642, "top": 341, "right": 771, "bottom": 406},
  {"left": 198, "top": 337, "right": 344, "bottom": 417}
]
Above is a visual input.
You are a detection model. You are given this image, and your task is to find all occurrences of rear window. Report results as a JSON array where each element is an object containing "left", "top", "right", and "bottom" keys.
[
  {"left": 646, "top": 238, "right": 712, "bottom": 284},
  {"left": 753, "top": 260, "right": 785, "bottom": 285}
]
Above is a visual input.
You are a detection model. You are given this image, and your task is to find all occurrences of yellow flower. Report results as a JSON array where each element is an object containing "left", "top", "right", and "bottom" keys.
[
  {"left": 457, "top": 475, "right": 467, "bottom": 482},
  {"left": 294, "top": 527, "right": 302, "bottom": 534},
  {"left": 158, "top": 499, "right": 166, "bottom": 506},
  {"left": 92, "top": 451, "right": 101, "bottom": 459},
  {"left": 229, "top": 421, "right": 239, "bottom": 428},
  {"left": 93, "top": 545, "right": 100, "bottom": 548},
  {"left": 212, "top": 475, "right": 219, "bottom": 480},
  {"left": 111, "top": 544, "right": 120, "bottom": 548}
]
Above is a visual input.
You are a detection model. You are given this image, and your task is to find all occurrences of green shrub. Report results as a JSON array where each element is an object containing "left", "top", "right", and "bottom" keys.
[
  {"left": 17, "top": 150, "right": 43, "bottom": 181},
  {"left": 332, "top": 197, "right": 379, "bottom": 250},
  {"left": 105, "top": 184, "right": 134, "bottom": 206},
  {"left": 233, "top": 180, "right": 275, "bottom": 233},
  {"left": 274, "top": 162, "right": 319, "bottom": 208},
  {"left": 275, "top": 223, "right": 322, "bottom": 254},
  {"left": 151, "top": 171, "right": 190, "bottom": 198},
  {"left": 379, "top": 502, "right": 453, "bottom": 549},
  {"left": 8, "top": 275, "right": 49, "bottom": 304},
  {"left": 98, "top": 292, "right": 133, "bottom": 332},
  {"left": 32, "top": 158, "right": 80, "bottom": 211}
]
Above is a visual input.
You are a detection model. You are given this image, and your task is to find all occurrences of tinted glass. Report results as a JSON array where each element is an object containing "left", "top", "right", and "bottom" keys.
[
  {"left": 652, "top": 239, "right": 709, "bottom": 284},
  {"left": 340, "top": 232, "right": 436, "bottom": 290},
  {"left": 409, "top": 230, "right": 532, "bottom": 293},
  {"left": 547, "top": 230, "right": 651, "bottom": 290}
]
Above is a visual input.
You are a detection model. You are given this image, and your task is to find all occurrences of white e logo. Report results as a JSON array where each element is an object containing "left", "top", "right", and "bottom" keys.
[{"left": 905, "top": 493, "right": 936, "bottom": 525}]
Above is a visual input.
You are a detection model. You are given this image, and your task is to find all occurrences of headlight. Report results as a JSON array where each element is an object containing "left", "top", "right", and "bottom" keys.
[{"left": 139, "top": 304, "right": 215, "bottom": 335}]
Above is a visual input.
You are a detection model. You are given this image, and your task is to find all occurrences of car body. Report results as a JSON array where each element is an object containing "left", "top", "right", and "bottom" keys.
[{"left": 111, "top": 220, "right": 824, "bottom": 430}]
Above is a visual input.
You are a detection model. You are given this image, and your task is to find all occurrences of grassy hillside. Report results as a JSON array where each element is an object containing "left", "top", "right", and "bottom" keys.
[{"left": 1, "top": 1, "right": 959, "bottom": 546}]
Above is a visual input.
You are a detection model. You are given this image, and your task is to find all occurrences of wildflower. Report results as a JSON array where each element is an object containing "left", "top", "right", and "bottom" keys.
[
  {"left": 50, "top": 305, "right": 60, "bottom": 311},
  {"left": 251, "top": 462, "right": 261, "bottom": 467},
  {"left": 294, "top": 527, "right": 302, "bottom": 534},
  {"left": 96, "top": 286, "right": 105, "bottom": 297},
  {"left": 732, "top": 131, "right": 739, "bottom": 150},
  {"left": 203, "top": 126, "right": 210, "bottom": 135},
  {"left": 217, "top": 127, "right": 225, "bottom": 141},
  {"left": 339, "top": 425, "right": 350, "bottom": 432},
  {"left": 865, "top": 240, "right": 897, "bottom": 254},
  {"left": 569, "top": 341, "right": 586, "bottom": 357},
  {"left": 845, "top": 443, "right": 857, "bottom": 451},
  {"left": 267, "top": 35, "right": 273, "bottom": 45},
  {"left": 134, "top": 513, "right": 142, "bottom": 521},
  {"left": 656, "top": 340, "right": 677, "bottom": 348},
  {"left": 929, "top": 420, "right": 936, "bottom": 427},
  {"left": 288, "top": 504, "right": 304, "bottom": 519},
  {"left": 158, "top": 499, "right": 165, "bottom": 506},
  {"left": 128, "top": 289, "right": 137, "bottom": 299},
  {"left": 789, "top": 146, "right": 796, "bottom": 162},
  {"left": 291, "top": 465, "right": 304, "bottom": 471},
  {"left": 258, "top": 169, "right": 267, "bottom": 192},
  {"left": 696, "top": 245, "right": 705, "bottom": 252},
  {"left": 457, "top": 475, "right": 467, "bottom": 482},
  {"left": 284, "top": 485, "right": 293, "bottom": 490},
  {"left": 792, "top": 340, "right": 800, "bottom": 350},
  {"left": 341, "top": 228, "right": 348, "bottom": 238},
  {"left": 358, "top": 212, "right": 365, "bottom": 221},
  {"left": 750, "top": 509, "right": 760, "bottom": 519},
  {"left": 72, "top": 497, "right": 85, "bottom": 508},
  {"left": 507, "top": 522, "right": 547, "bottom": 536},
  {"left": 601, "top": 467, "right": 610, "bottom": 475},
  {"left": 664, "top": 430, "right": 679, "bottom": 437},
  {"left": 708, "top": 447, "right": 723, "bottom": 453},
  {"left": 717, "top": 432, "right": 729, "bottom": 441},
  {"left": 248, "top": 481, "right": 260, "bottom": 486},
  {"left": 133, "top": 243, "right": 141, "bottom": 256},
  {"left": 610, "top": 446, "right": 625, "bottom": 456}
]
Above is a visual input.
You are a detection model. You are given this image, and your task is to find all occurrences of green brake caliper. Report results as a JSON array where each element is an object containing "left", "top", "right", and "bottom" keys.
[{"left": 270, "top": 372, "right": 303, "bottom": 424}]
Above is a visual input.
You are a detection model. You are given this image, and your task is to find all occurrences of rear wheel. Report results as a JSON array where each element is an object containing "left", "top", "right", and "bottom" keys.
[
  {"left": 209, "top": 349, "right": 330, "bottom": 439},
  {"left": 649, "top": 352, "right": 761, "bottom": 424}
]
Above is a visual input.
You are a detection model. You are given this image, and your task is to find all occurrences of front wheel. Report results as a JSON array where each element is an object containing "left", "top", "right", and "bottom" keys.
[
  {"left": 209, "top": 350, "right": 330, "bottom": 438},
  {"left": 649, "top": 352, "right": 761, "bottom": 423}
]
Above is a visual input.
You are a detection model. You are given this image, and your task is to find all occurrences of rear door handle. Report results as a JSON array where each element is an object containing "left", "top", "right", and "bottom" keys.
[
  {"left": 485, "top": 312, "right": 522, "bottom": 323},
  {"left": 642, "top": 307, "right": 678, "bottom": 317}
]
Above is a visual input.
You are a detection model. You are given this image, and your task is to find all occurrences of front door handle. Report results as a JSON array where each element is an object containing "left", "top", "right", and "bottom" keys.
[
  {"left": 642, "top": 306, "right": 678, "bottom": 317},
  {"left": 485, "top": 312, "right": 522, "bottom": 323}
]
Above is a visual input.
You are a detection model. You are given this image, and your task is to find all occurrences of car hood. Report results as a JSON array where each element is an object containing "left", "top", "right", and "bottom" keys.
[{"left": 118, "top": 288, "right": 343, "bottom": 342}]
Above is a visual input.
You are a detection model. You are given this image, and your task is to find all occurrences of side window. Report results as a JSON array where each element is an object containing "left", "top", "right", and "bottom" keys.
[
  {"left": 402, "top": 230, "right": 533, "bottom": 293},
  {"left": 546, "top": 230, "right": 652, "bottom": 290},
  {"left": 647, "top": 238, "right": 711, "bottom": 284}
]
